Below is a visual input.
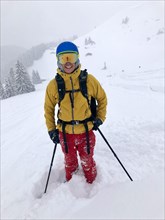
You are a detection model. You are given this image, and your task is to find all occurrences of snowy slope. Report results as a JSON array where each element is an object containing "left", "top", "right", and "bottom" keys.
[
  {"left": 1, "top": 2, "right": 164, "bottom": 220},
  {"left": 1, "top": 80, "right": 164, "bottom": 219},
  {"left": 69, "top": 173, "right": 164, "bottom": 220},
  {"left": 76, "top": 1, "right": 164, "bottom": 73},
  {"left": 28, "top": 1, "right": 164, "bottom": 91}
]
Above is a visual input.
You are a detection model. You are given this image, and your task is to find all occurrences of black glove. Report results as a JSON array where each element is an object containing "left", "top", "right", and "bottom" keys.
[
  {"left": 48, "top": 129, "right": 60, "bottom": 144},
  {"left": 92, "top": 118, "right": 103, "bottom": 131}
]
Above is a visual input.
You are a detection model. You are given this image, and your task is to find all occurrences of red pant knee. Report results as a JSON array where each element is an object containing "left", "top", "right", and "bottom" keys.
[
  {"left": 59, "top": 130, "right": 97, "bottom": 183},
  {"left": 78, "top": 131, "right": 97, "bottom": 183}
]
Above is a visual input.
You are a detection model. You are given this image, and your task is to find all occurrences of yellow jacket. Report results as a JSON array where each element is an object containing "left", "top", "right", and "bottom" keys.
[{"left": 44, "top": 66, "right": 107, "bottom": 134}]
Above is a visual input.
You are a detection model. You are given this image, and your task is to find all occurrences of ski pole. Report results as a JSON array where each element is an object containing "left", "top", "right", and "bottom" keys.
[
  {"left": 97, "top": 128, "right": 133, "bottom": 181},
  {"left": 44, "top": 143, "right": 57, "bottom": 193}
]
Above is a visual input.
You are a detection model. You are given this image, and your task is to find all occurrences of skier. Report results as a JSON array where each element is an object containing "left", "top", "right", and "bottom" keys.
[{"left": 44, "top": 41, "right": 107, "bottom": 184}]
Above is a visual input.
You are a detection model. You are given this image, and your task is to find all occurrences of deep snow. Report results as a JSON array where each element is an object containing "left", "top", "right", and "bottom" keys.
[{"left": 1, "top": 1, "right": 164, "bottom": 220}]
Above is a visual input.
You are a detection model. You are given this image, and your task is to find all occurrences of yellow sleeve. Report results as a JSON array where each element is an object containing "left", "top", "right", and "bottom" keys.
[
  {"left": 88, "top": 74, "right": 107, "bottom": 122},
  {"left": 44, "top": 79, "right": 59, "bottom": 131}
]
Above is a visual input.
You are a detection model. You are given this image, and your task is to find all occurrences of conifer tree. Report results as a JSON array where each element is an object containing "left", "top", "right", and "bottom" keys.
[
  {"left": 9, "top": 68, "right": 16, "bottom": 96},
  {"left": 32, "top": 70, "right": 42, "bottom": 84},
  {"left": 36, "top": 70, "right": 41, "bottom": 83},
  {"left": 15, "top": 60, "right": 35, "bottom": 95},
  {"left": 102, "top": 62, "right": 107, "bottom": 70},
  {"left": 0, "top": 81, "right": 5, "bottom": 99},
  {"left": 4, "top": 78, "right": 13, "bottom": 98},
  {"left": 85, "top": 38, "right": 88, "bottom": 45}
]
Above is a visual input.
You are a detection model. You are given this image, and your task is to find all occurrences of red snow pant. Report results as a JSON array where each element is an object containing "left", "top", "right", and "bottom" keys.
[{"left": 59, "top": 130, "right": 97, "bottom": 183}]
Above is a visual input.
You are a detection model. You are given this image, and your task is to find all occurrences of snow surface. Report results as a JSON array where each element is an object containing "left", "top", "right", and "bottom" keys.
[{"left": 1, "top": 2, "right": 164, "bottom": 220}]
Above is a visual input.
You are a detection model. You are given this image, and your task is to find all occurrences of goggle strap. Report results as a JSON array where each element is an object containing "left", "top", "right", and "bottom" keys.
[{"left": 57, "top": 51, "right": 79, "bottom": 56}]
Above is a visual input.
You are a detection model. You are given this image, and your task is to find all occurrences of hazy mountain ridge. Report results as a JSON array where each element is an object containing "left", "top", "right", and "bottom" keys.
[
  {"left": 1, "top": 36, "right": 78, "bottom": 83},
  {"left": 1, "top": 45, "right": 27, "bottom": 82},
  {"left": 1, "top": 44, "right": 49, "bottom": 83}
]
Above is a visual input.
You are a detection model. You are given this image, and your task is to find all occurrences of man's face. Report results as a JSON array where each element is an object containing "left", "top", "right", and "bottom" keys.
[
  {"left": 57, "top": 53, "right": 78, "bottom": 74},
  {"left": 62, "top": 62, "right": 76, "bottom": 74}
]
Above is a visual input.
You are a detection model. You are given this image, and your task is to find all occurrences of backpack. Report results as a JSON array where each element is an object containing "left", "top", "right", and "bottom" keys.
[
  {"left": 55, "top": 69, "right": 97, "bottom": 154},
  {"left": 55, "top": 69, "right": 97, "bottom": 119}
]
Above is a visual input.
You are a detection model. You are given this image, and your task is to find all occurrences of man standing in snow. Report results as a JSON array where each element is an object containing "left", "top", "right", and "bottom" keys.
[{"left": 44, "top": 41, "right": 107, "bottom": 184}]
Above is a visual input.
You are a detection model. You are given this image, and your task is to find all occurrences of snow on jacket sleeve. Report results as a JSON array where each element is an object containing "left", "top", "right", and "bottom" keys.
[
  {"left": 44, "top": 79, "right": 58, "bottom": 131},
  {"left": 88, "top": 74, "right": 107, "bottom": 122}
]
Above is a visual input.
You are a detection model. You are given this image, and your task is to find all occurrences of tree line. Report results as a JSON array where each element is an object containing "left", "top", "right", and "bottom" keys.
[{"left": 0, "top": 60, "right": 42, "bottom": 100}]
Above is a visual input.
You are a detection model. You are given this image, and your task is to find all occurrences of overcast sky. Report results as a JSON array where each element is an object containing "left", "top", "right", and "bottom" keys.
[{"left": 1, "top": 1, "right": 147, "bottom": 49}]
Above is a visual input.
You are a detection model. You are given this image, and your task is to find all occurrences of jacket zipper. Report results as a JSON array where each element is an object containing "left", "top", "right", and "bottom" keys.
[{"left": 70, "top": 77, "right": 74, "bottom": 133}]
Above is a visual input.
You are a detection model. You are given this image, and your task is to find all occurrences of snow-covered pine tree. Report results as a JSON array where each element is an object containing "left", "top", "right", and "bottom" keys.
[
  {"left": 32, "top": 70, "right": 42, "bottom": 84},
  {"left": 36, "top": 70, "right": 41, "bottom": 83},
  {"left": 15, "top": 60, "right": 35, "bottom": 95},
  {"left": 88, "top": 37, "right": 95, "bottom": 45},
  {"left": 102, "top": 62, "right": 107, "bottom": 70},
  {"left": 0, "top": 81, "right": 5, "bottom": 99},
  {"left": 85, "top": 38, "right": 88, "bottom": 45},
  {"left": 3, "top": 78, "right": 13, "bottom": 98},
  {"left": 8, "top": 67, "right": 17, "bottom": 96},
  {"left": 32, "top": 70, "right": 36, "bottom": 84},
  {"left": 122, "top": 16, "right": 129, "bottom": 24}
]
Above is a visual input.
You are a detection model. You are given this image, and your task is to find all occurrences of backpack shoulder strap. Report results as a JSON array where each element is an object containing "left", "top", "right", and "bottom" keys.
[
  {"left": 79, "top": 69, "right": 97, "bottom": 119},
  {"left": 79, "top": 69, "right": 90, "bottom": 105},
  {"left": 55, "top": 70, "right": 90, "bottom": 105},
  {"left": 55, "top": 73, "right": 65, "bottom": 103}
]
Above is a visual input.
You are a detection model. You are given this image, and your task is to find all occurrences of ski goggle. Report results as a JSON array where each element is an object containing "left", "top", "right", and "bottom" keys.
[{"left": 57, "top": 52, "right": 79, "bottom": 64}]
